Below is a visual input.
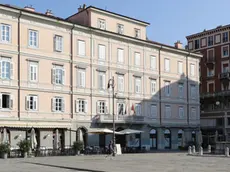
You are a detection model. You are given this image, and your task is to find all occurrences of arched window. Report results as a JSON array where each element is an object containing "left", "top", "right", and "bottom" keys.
[
  {"left": 164, "top": 129, "right": 171, "bottom": 149},
  {"left": 178, "top": 129, "right": 184, "bottom": 148},
  {"left": 149, "top": 129, "right": 157, "bottom": 149}
]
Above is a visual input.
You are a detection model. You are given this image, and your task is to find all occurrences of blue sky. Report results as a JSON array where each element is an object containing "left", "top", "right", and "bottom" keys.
[{"left": 1, "top": 0, "right": 230, "bottom": 46}]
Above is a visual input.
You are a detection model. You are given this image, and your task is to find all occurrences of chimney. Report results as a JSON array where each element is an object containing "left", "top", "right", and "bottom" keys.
[
  {"left": 45, "top": 9, "right": 53, "bottom": 16},
  {"left": 78, "top": 4, "right": 86, "bottom": 12},
  {"left": 24, "top": 5, "right": 35, "bottom": 12},
  {"left": 174, "top": 40, "right": 183, "bottom": 49},
  {"left": 83, "top": 4, "right": 86, "bottom": 9}
]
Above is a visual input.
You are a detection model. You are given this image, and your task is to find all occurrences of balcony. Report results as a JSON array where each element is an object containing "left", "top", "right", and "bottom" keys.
[
  {"left": 220, "top": 72, "right": 230, "bottom": 81},
  {"left": 206, "top": 57, "right": 215, "bottom": 68},
  {"left": 201, "top": 90, "right": 230, "bottom": 98}
]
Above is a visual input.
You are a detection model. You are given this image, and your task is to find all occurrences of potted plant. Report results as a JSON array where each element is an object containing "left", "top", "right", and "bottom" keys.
[
  {"left": 72, "top": 141, "right": 84, "bottom": 155},
  {"left": 0, "top": 143, "right": 10, "bottom": 159},
  {"left": 17, "top": 139, "right": 31, "bottom": 158}
]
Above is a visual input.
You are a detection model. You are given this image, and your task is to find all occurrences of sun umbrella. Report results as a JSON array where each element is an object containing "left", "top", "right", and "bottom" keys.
[
  {"left": 118, "top": 129, "right": 143, "bottom": 135},
  {"left": 215, "top": 130, "right": 218, "bottom": 142},
  {"left": 2, "top": 128, "right": 7, "bottom": 143},
  {"left": 30, "top": 128, "right": 37, "bottom": 149},
  {"left": 88, "top": 128, "right": 123, "bottom": 135},
  {"left": 54, "top": 129, "right": 59, "bottom": 150}
]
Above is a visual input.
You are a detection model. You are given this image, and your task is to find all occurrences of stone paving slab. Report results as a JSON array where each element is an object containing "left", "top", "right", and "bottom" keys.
[{"left": 0, "top": 153, "right": 230, "bottom": 172}]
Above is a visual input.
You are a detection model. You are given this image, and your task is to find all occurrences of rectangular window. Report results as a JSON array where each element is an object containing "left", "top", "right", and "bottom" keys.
[
  {"left": 26, "top": 95, "right": 38, "bottom": 111},
  {"left": 223, "top": 32, "right": 228, "bottom": 43},
  {"left": 165, "top": 105, "right": 171, "bottom": 118},
  {"left": 191, "top": 85, "right": 196, "bottom": 99},
  {"left": 0, "top": 93, "right": 13, "bottom": 109},
  {"left": 164, "top": 81, "right": 171, "bottom": 96},
  {"left": 194, "top": 39, "right": 200, "bottom": 49},
  {"left": 150, "top": 105, "right": 157, "bottom": 117},
  {"left": 0, "top": 58, "right": 13, "bottom": 80},
  {"left": 208, "top": 83, "right": 214, "bottom": 93},
  {"left": 207, "top": 68, "right": 214, "bottom": 77},
  {"left": 208, "top": 36, "right": 213, "bottom": 46},
  {"left": 52, "top": 97, "right": 64, "bottom": 112},
  {"left": 223, "top": 63, "right": 229, "bottom": 73},
  {"left": 29, "top": 62, "right": 38, "bottom": 82},
  {"left": 98, "top": 44, "right": 106, "bottom": 60},
  {"left": 54, "top": 35, "right": 63, "bottom": 52},
  {"left": 135, "top": 52, "right": 141, "bottom": 66},
  {"left": 117, "top": 48, "right": 124, "bottom": 63},
  {"left": 78, "top": 40, "right": 86, "bottom": 56},
  {"left": 134, "top": 28, "right": 140, "bottom": 38},
  {"left": 179, "top": 106, "right": 184, "bottom": 119},
  {"left": 28, "top": 30, "right": 38, "bottom": 48},
  {"left": 117, "top": 75, "right": 124, "bottom": 92},
  {"left": 178, "top": 83, "right": 184, "bottom": 98},
  {"left": 164, "top": 58, "right": 170, "bottom": 72},
  {"left": 151, "top": 79, "right": 157, "bottom": 95},
  {"left": 178, "top": 61, "right": 183, "bottom": 74},
  {"left": 98, "top": 72, "right": 105, "bottom": 90},
  {"left": 150, "top": 56, "right": 156, "bottom": 69},
  {"left": 117, "top": 103, "right": 125, "bottom": 115},
  {"left": 191, "top": 107, "right": 196, "bottom": 119},
  {"left": 77, "top": 69, "right": 85, "bottom": 88},
  {"left": 117, "top": 24, "right": 124, "bottom": 34},
  {"left": 0, "top": 24, "right": 11, "bottom": 43},
  {"left": 135, "top": 77, "right": 141, "bottom": 94},
  {"left": 98, "top": 19, "right": 106, "bottom": 30},
  {"left": 135, "top": 104, "right": 141, "bottom": 116},
  {"left": 97, "top": 101, "right": 107, "bottom": 114},
  {"left": 76, "top": 99, "right": 87, "bottom": 113},
  {"left": 222, "top": 45, "right": 229, "bottom": 57},
  {"left": 52, "top": 66, "right": 65, "bottom": 85},
  {"left": 190, "top": 64, "right": 195, "bottom": 76}
]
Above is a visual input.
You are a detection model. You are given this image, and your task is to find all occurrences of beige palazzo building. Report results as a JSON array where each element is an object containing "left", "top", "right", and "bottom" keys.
[{"left": 0, "top": 4, "right": 202, "bottom": 150}]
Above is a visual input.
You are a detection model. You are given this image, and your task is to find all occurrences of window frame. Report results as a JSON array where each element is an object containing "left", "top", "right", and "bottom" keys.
[
  {"left": 134, "top": 52, "right": 141, "bottom": 66},
  {"left": 0, "top": 59, "right": 12, "bottom": 80},
  {"left": 134, "top": 28, "right": 140, "bottom": 38},
  {"left": 165, "top": 105, "right": 171, "bottom": 118},
  {"left": 117, "top": 48, "right": 124, "bottom": 63},
  {"left": 77, "top": 40, "right": 86, "bottom": 56},
  {"left": 222, "top": 32, "right": 228, "bottom": 43},
  {"left": 117, "top": 74, "right": 124, "bottom": 92},
  {"left": 98, "top": 44, "right": 106, "bottom": 60},
  {"left": 151, "top": 79, "right": 157, "bottom": 95},
  {"left": 0, "top": 24, "right": 11, "bottom": 43},
  {"left": 190, "top": 63, "right": 195, "bottom": 76},
  {"left": 26, "top": 95, "right": 38, "bottom": 111},
  {"left": 135, "top": 77, "right": 141, "bottom": 94},
  {"left": 54, "top": 35, "right": 63, "bottom": 52},
  {"left": 164, "top": 81, "right": 171, "bottom": 96},
  {"left": 117, "top": 23, "right": 124, "bottom": 34},
  {"left": 178, "top": 61, "right": 183, "bottom": 74},
  {"left": 208, "top": 36, "right": 213, "bottom": 46},
  {"left": 164, "top": 58, "right": 170, "bottom": 72},
  {"left": 150, "top": 104, "right": 157, "bottom": 118},
  {"left": 98, "top": 19, "right": 106, "bottom": 30},
  {"left": 178, "top": 106, "right": 184, "bottom": 119},
  {"left": 222, "top": 45, "right": 229, "bottom": 58},
  {"left": 98, "top": 72, "right": 106, "bottom": 90},
  {"left": 150, "top": 55, "right": 156, "bottom": 70},
  {"left": 77, "top": 69, "right": 86, "bottom": 88},
  {"left": 28, "top": 29, "right": 39, "bottom": 48},
  {"left": 29, "top": 62, "right": 38, "bottom": 82}
]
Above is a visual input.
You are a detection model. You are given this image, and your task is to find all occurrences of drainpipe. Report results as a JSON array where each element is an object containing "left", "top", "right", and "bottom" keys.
[
  {"left": 70, "top": 24, "right": 74, "bottom": 119},
  {"left": 18, "top": 11, "right": 22, "bottom": 119},
  {"left": 186, "top": 52, "right": 191, "bottom": 127},
  {"left": 158, "top": 46, "right": 163, "bottom": 126}
]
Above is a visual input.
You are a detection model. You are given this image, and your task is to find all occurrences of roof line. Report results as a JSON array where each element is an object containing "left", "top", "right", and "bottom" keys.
[{"left": 66, "top": 5, "right": 150, "bottom": 25}]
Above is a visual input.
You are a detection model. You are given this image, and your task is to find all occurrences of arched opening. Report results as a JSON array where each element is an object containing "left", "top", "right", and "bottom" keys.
[
  {"left": 115, "top": 127, "right": 126, "bottom": 148},
  {"left": 53, "top": 129, "right": 65, "bottom": 150},
  {"left": 164, "top": 129, "right": 171, "bottom": 149},
  {"left": 76, "top": 127, "right": 88, "bottom": 148},
  {"left": 192, "top": 131, "right": 196, "bottom": 143},
  {"left": 149, "top": 129, "right": 157, "bottom": 149},
  {"left": 178, "top": 129, "right": 184, "bottom": 148}
]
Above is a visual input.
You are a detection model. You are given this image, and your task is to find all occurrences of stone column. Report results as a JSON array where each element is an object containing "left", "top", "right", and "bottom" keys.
[
  {"left": 192, "top": 145, "right": 196, "bottom": 154},
  {"left": 188, "top": 146, "right": 192, "bottom": 155},
  {"left": 208, "top": 145, "right": 211, "bottom": 153},
  {"left": 157, "top": 128, "right": 164, "bottom": 150},
  {"left": 199, "top": 146, "right": 203, "bottom": 156}
]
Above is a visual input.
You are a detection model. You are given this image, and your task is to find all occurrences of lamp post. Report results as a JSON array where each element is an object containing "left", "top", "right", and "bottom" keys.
[{"left": 107, "top": 76, "right": 116, "bottom": 156}]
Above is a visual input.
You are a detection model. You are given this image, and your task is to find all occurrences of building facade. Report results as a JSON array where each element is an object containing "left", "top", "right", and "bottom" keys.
[
  {"left": 0, "top": 4, "right": 201, "bottom": 150},
  {"left": 187, "top": 25, "right": 230, "bottom": 146}
]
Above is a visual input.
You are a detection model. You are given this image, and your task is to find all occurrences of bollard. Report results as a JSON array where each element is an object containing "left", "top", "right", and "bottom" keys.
[
  {"left": 199, "top": 146, "right": 203, "bottom": 156},
  {"left": 225, "top": 147, "right": 229, "bottom": 157},
  {"left": 208, "top": 145, "right": 211, "bottom": 153},
  {"left": 188, "top": 146, "right": 192, "bottom": 155},
  {"left": 192, "top": 145, "right": 196, "bottom": 154}
]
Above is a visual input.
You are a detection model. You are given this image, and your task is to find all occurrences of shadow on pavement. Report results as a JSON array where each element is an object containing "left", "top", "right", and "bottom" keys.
[{"left": 24, "top": 162, "right": 106, "bottom": 172}]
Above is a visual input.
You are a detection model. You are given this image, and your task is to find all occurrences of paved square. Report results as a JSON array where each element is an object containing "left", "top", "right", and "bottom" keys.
[{"left": 0, "top": 153, "right": 230, "bottom": 172}]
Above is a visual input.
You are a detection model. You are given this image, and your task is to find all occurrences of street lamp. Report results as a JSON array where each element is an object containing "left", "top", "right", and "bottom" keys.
[{"left": 107, "top": 76, "right": 116, "bottom": 156}]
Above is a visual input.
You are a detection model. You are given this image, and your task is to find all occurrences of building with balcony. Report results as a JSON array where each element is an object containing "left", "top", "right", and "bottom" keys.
[
  {"left": 0, "top": 3, "right": 201, "bottom": 151},
  {"left": 187, "top": 25, "right": 230, "bottom": 145}
]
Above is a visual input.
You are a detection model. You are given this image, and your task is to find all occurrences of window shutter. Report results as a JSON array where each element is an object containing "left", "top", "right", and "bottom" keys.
[
  {"left": 34, "top": 96, "right": 38, "bottom": 111},
  {"left": 52, "top": 68, "right": 56, "bottom": 84},
  {"left": 62, "top": 69, "right": 65, "bottom": 85},
  {"left": 10, "top": 62, "right": 13, "bottom": 79},
  {"left": 0, "top": 94, "right": 2, "bottom": 109},
  {"left": 123, "top": 103, "right": 126, "bottom": 114},
  {"left": 52, "top": 98, "right": 56, "bottom": 112},
  {"left": 61, "top": 98, "right": 65, "bottom": 112},
  {"left": 84, "top": 100, "right": 88, "bottom": 113},
  {"left": 25, "top": 96, "right": 30, "bottom": 110},
  {"left": 105, "top": 102, "right": 108, "bottom": 114},
  {"left": 97, "top": 101, "right": 100, "bottom": 114},
  {"left": 0, "top": 61, "right": 2, "bottom": 78},
  {"left": 10, "top": 94, "right": 13, "bottom": 109},
  {"left": 54, "top": 36, "right": 57, "bottom": 51},
  {"left": 117, "top": 103, "right": 119, "bottom": 115},
  {"left": 76, "top": 100, "right": 80, "bottom": 113},
  {"left": 102, "top": 73, "right": 105, "bottom": 89},
  {"left": 82, "top": 71, "right": 85, "bottom": 87},
  {"left": 60, "top": 37, "right": 63, "bottom": 51}
]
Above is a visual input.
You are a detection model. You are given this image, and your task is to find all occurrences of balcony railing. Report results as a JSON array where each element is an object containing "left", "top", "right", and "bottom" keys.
[
  {"left": 201, "top": 90, "right": 230, "bottom": 98},
  {"left": 219, "top": 72, "right": 230, "bottom": 80}
]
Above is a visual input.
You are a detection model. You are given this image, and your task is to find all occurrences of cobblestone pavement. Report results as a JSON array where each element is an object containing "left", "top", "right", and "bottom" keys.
[{"left": 0, "top": 153, "right": 230, "bottom": 172}]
